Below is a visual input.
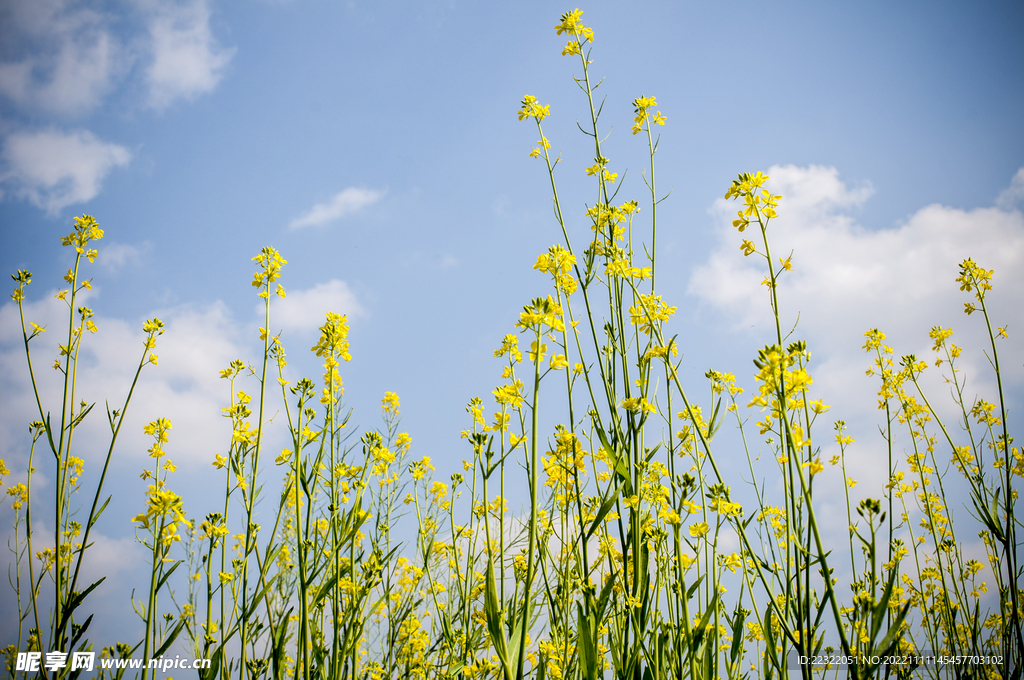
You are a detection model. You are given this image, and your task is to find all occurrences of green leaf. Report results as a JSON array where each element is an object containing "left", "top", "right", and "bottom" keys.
[
  {"left": 153, "top": 620, "right": 186, "bottom": 657},
  {"left": 312, "top": 573, "right": 340, "bottom": 606},
  {"left": 156, "top": 559, "right": 182, "bottom": 592},
  {"left": 707, "top": 397, "right": 723, "bottom": 438},
  {"left": 68, "top": 614, "right": 93, "bottom": 651},
  {"left": 57, "top": 577, "right": 106, "bottom": 639},
  {"left": 691, "top": 591, "right": 719, "bottom": 653},
  {"left": 483, "top": 558, "right": 513, "bottom": 680},
  {"left": 762, "top": 603, "right": 780, "bottom": 671},
  {"left": 686, "top": 575, "right": 705, "bottom": 601},
  {"left": 728, "top": 607, "right": 747, "bottom": 662},
  {"left": 89, "top": 495, "right": 112, "bottom": 528},
  {"left": 869, "top": 566, "right": 900, "bottom": 643},
  {"left": 577, "top": 602, "right": 598, "bottom": 680},
  {"left": 271, "top": 607, "right": 292, "bottom": 679},
  {"left": 585, "top": 482, "right": 622, "bottom": 541},
  {"left": 198, "top": 646, "right": 222, "bottom": 680}
]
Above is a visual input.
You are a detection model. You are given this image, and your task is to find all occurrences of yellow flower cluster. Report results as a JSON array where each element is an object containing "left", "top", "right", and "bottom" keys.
[
  {"left": 724, "top": 172, "right": 781, "bottom": 231},
  {"left": 631, "top": 95, "right": 666, "bottom": 135},
  {"left": 555, "top": 8, "right": 593, "bottom": 57},
  {"left": 60, "top": 214, "right": 103, "bottom": 260},
  {"left": 628, "top": 293, "right": 676, "bottom": 335},
  {"left": 957, "top": 257, "right": 994, "bottom": 314},
  {"left": 517, "top": 95, "right": 550, "bottom": 122},
  {"left": 542, "top": 429, "right": 587, "bottom": 495},
  {"left": 381, "top": 391, "right": 400, "bottom": 415},
  {"left": 533, "top": 245, "right": 577, "bottom": 295},
  {"left": 584, "top": 156, "right": 617, "bottom": 184},
  {"left": 516, "top": 295, "right": 565, "bottom": 333},
  {"left": 605, "top": 258, "right": 651, "bottom": 280},
  {"left": 494, "top": 334, "right": 523, "bottom": 363},
  {"left": 251, "top": 246, "right": 287, "bottom": 299}
]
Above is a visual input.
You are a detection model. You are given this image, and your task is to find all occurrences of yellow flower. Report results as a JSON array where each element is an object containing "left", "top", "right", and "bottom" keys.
[
  {"left": 689, "top": 522, "right": 709, "bottom": 538},
  {"left": 659, "top": 507, "right": 681, "bottom": 525},
  {"left": 517, "top": 95, "right": 550, "bottom": 122},
  {"left": 310, "top": 312, "right": 351, "bottom": 362},
  {"left": 628, "top": 294, "right": 676, "bottom": 335},
  {"left": 144, "top": 418, "right": 172, "bottom": 441},
  {"left": 7, "top": 483, "right": 29, "bottom": 510},
  {"left": 213, "top": 454, "right": 227, "bottom": 469},
  {"left": 410, "top": 456, "right": 434, "bottom": 481},
  {"left": 381, "top": 391, "right": 400, "bottom": 414},
  {"left": 528, "top": 341, "right": 547, "bottom": 363},
  {"left": 713, "top": 499, "right": 742, "bottom": 516},
  {"left": 631, "top": 95, "right": 665, "bottom": 135},
  {"left": 555, "top": 9, "right": 594, "bottom": 42},
  {"left": 493, "top": 380, "right": 526, "bottom": 408},
  {"left": 491, "top": 412, "right": 511, "bottom": 431},
  {"left": 620, "top": 397, "right": 655, "bottom": 415},
  {"left": 803, "top": 458, "right": 824, "bottom": 476},
  {"left": 494, "top": 333, "right": 523, "bottom": 362}
]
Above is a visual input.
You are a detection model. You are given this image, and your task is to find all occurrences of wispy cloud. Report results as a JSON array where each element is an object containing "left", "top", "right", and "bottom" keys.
[
  {"left": 288, "top": 188, "right": 384, "bottom": 229},
  {"left": 0, "top": 0, "right": 234, "bottom": 115},
  {"left": 264, "top": 280, "right": 364, "bottom": 333},
  {"left": 0, "top": 128, "right": 131, "bottom": 215},
  {"left": 0, "top": 0, "right": 234, "bottom": 214},
  {"left": 997, "top": 167, "right": 1024, "bottom": 210},
  {"left": 0, "top": 0, "right": 120, "bottom": 115},
  {"left": 98, "top": 241, "right": 151, "bottom": 270},
  {"left": 145, "top": 0, "right": 236, "bottom": 110}
]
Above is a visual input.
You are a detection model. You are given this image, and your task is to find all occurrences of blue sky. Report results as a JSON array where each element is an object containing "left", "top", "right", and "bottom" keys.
[{"left": 1, "top": 0, "right": 1023, "bottom": 649}]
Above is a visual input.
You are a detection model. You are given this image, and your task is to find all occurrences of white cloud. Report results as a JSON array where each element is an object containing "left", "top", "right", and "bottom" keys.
[
  {"left": 0, "top": 0, "right": 234, "bottom": 116},
  {"left": 0, "top": 0, "right": 120, "bottom": 114},
  {"left": 98, "top": 241, "right": 150, "bottom": 270},
  {"left": 0, "top": 295, "right": 245, "bottom": 470},
  {"left": 288, "top": 188, "right": 384, "bottom": 229},
  {"left": 690, "top": 164, "right": 1024, "bottom": 341},
  {"left": 684, "top": 166, "right": 1024, "bottom": 599},
  {"left": 0, "top": 294, "right": 240, "bottom": 645},
  {"left": 0, "top": 0, "right": 234, "bottom": 213},
  {"left": 146, "top": 0, "right": 235, "bottom": 110},
  {"left": 0, "top": 128, "right": 131, "bottom": 215},
  {"left": 689, "top": 164, "right": 1024, "bottom": 490},
  {"left": 997, "top": 167, "right": 1024, "bottom": 210},
  {"left": 266, "top": 280, "right": 364, "bottom": 334}
]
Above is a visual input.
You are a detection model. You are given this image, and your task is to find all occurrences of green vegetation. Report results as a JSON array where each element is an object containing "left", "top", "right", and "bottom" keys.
[{"left": 3, "top": 10, "right": 1020, "bottom": 680}]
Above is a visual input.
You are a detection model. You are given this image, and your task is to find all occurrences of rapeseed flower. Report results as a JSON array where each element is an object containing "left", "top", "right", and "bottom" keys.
[{"left": 518, "top": 95, "right": 550, "bottom": 122}]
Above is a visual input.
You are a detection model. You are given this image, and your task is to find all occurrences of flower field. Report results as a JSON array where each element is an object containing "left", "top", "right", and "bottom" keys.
[{"left": 2, "top": 9, "right": 1021, "bottom": 680}]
